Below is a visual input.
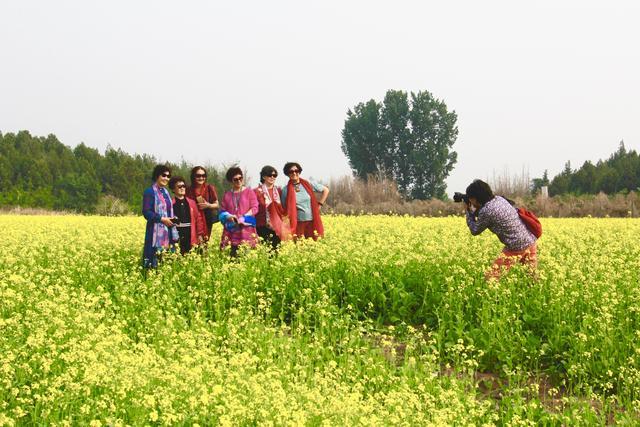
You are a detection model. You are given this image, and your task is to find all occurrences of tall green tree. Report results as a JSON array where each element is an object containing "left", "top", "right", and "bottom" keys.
[
  {"left": 341, "top": 89, "right": 458, "bottom": 199},
  {"left": 340, "top": 100, "right": 384, "bottom": 180}
]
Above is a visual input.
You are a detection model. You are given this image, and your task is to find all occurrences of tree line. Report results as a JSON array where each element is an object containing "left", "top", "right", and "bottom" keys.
[
  {"left": 532, "top": 141, "right": 640, "bottom": 196},
  {"left": 0, "top": 131, "right": 225, "bottom": 213},
  {"left": 2, "top": 104, "right": 638, "bottom": 213}
]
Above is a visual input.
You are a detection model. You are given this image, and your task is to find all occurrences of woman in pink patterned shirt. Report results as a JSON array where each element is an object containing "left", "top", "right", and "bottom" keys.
[{"left": 218, "top": 166, "right": 259, "bottom": 257}]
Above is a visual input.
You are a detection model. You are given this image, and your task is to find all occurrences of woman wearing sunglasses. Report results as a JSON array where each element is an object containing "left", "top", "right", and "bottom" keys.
[
  {"left": 281, "top": 162, "right": 329, "bottom": 241},
  {"left": 142, "top": 164, "right": 179, "bottom": 269},
  {"left": 218, "top": 166, "right": 259, "bottom": 257},
  {"left": 169, "top": 176, "right": 206, "bottom": 255},
  {"left": 254, "top": 165, "right": 290, "bottom": 251},
  {"left": 186, "top": 166, "right": 219, "bottom": 240}
]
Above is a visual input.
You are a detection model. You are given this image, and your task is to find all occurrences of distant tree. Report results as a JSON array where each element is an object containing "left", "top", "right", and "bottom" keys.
[
  {"left": 340, "top": 100, "right": 384, "bottom": 180},
  {"left": 596, "top": 165, "right": 620, "bottom": 195},
  {"left": 546, "top": 141, "right": 640, "bottom": 195},
  {"left": 0, "top": 131, "right": 229, "bottom": 212},
  {"left": 341, "top": 89, "right": 458, "bottom": 199},
  {"left": 549, "top": 161, "right": 572, "bottom": 196},
  {"left": 571, "top": 161, "right": 597, "bottom": 194},
  {"left": 53, "top": 173, "right": 101, "bottom": 212},
  {"left": 531, "top": 169, "right": 549, "bottom": 194}
]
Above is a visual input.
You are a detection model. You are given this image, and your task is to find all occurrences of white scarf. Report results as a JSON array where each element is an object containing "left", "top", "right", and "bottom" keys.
[{"left": 260, "top": 184, "right": 281, "bottom": 225}]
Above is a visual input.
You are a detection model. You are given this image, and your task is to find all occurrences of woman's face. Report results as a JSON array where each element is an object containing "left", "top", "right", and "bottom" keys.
[
  {"left": 194, "top": 169, "right": 207, "bottom": 186},
  {"left": 231, "top": 174, "right": 243, "bottom": 190},
  {"left": 156, "top": 171, "right": 171, "bottom": 187},
  {"left": 172, "top": 181, "right": 186, "bottom": 197},
  {"left": 263, "top": 170, "right": 277, "bottom": 186},
  {"left": 287, "top": 166, "right": 301, "bottom": 183}
]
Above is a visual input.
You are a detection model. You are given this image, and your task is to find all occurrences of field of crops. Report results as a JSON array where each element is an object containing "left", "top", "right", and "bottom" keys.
[{"left": 1, "top": 215, "right": 640, "bottom": 425}]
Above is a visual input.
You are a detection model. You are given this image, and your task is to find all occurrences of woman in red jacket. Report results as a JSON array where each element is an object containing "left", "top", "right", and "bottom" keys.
[{"left": 186, "top": 166, "right": 219, "bottom": 241}]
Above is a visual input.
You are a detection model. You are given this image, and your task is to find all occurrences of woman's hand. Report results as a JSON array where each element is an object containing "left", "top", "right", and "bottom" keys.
[
  {"left": 464, "top": 201, "right": 477, "bottom": 215},
  {"left": 161, "top": 217, "right": 174, "bottom": 227},
  {"left": 199, "top": 201, "right": 218, "bottom": 210}
]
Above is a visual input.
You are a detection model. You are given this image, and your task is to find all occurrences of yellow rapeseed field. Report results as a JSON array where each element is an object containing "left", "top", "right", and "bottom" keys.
[{"left": 1, "top": 215, "right": 639, "bottom": 425}]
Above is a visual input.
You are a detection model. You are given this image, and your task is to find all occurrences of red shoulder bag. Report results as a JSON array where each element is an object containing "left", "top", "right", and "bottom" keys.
[{"left": 517, "top": 207, "right": 542, "bottom": 238}]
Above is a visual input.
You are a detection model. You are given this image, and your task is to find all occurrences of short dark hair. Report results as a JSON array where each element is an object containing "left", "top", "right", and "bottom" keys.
[
  {"left": 283, "top": 162, "right": 302, "bottom": 176},
  {"left": 168, "top": 176, "right": 186, "bottom": 190},
  {"left": 190, "top": 166, "right": 207, "bottom": 185},
  {"left": 466, "top": 179, "right": 494, "bottom": 205},
  {"left": 151, "top": 164, "right": 171, "bottom": 182},
  {"left": 225, "top": 166, "right": 243, "bottom": 182},
  {"left": 259, "top": 165, "right": 278, "bottom": 183}
]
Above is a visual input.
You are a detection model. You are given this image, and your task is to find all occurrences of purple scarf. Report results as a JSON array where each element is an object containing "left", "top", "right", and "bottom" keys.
[{"left": 152, "top": 184, "right": 178, "bottom": 248}]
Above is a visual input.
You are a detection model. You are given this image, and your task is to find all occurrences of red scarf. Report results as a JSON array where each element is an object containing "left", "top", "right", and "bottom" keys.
[
  {"left": 258, "top": 186, "right": 291, "bottom": 241},
  {"left": 286, "top": 178, "right": 324, "bottom": 239}
]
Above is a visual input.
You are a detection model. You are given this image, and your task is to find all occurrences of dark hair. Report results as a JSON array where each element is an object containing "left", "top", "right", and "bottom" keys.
[
  {"left": 190, "top": 166, "right": 207, "bottom": 185},
  {"left": 151, "top": 164, "right": 171, "bottom": 182},
  {"left": 283, "top": 162, "right": 302, "bottom": 176},
  {"left": 168, "top": 176, "right": 186, "bottom": 190},
  {"left": 465, "top": 179, "right": 494, "bottom": 206},
  {"left": 225, "top": 166, "right": 243, "bottom": 182},
  {"left": 259, "top": 165, "right": 278, "bottom": 183}
]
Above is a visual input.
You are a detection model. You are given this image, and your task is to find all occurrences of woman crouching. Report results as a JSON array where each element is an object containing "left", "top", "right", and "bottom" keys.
[{"left": 464, "top": 179, "right": 538, "bottom": 280}]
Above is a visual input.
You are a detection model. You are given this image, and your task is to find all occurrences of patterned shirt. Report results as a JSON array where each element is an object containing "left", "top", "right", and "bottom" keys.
[{"left": 466, "top": 196, "right": 536, "bottom": 251}]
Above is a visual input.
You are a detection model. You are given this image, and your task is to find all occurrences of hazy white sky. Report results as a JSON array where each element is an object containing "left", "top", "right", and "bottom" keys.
[{"left": 1, "top": 0, "right": 639, "bottom": 192}]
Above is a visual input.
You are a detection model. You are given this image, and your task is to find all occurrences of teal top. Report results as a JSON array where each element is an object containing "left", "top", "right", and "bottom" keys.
[{"left": 281, "top": 180, "right": 325, "bottom": 221}]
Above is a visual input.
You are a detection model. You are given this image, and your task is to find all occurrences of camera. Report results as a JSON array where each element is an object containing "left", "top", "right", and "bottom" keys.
[
  {"left": 170, "top": 216, "right": 180, "bottom": 225},
  {"left": 453, "top": 192, "right": 469, "bottom": 203}
]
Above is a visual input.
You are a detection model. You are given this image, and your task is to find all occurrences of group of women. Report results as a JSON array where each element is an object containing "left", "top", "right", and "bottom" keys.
[
  {"left": 142, "top": 163, "right": 538, "bottom": 281},
  {"left": 142, "top": 163, "right": 329, "bottom": 268}
]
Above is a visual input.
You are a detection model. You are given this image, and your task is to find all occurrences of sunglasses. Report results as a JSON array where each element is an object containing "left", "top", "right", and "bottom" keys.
[
  {"left": 195, "top": 173, "right": 207, "bottom": 178},
  {"left": 161, "top": 173, "right": 171, "bottom": 178},
  {"left": 232, "top": 176, "right": 243, "bottom": 182},
  {"left": 287, "top": 169, "right": 300, "bottom": 175},
  {"left": 175, "top": 184, "right": 186, "bottom": 189},
  {"left": 266, "top": 173, "right": 278, "bottom": 178}
]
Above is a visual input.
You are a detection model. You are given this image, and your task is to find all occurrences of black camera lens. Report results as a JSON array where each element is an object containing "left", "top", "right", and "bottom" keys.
[{"left": 453, "top": 192, "right": 470, "bottom": 203}]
